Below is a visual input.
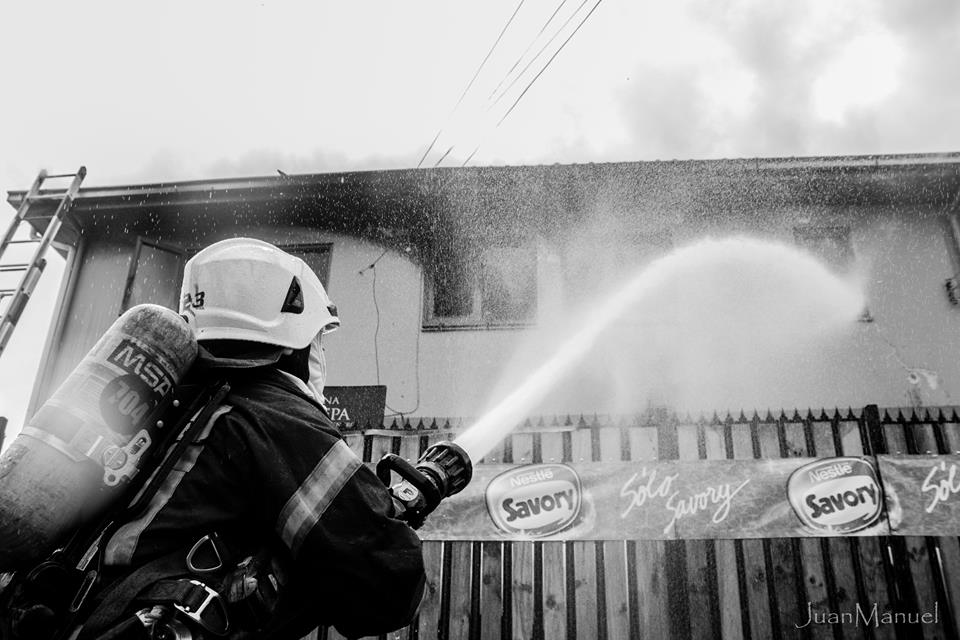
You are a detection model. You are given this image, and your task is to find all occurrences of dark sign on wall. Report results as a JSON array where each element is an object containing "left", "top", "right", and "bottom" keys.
[{"left": 323, "top": 385, "right": 387, "bottom": 430}]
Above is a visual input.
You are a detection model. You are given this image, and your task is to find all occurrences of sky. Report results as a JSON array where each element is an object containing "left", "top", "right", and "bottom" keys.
[{"left": 1, "top": 0, "right": 959, "bottom": 444}]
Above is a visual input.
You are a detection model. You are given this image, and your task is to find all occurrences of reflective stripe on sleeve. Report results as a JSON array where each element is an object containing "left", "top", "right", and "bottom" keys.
[{"left": 276, "top": 438, "right": 362, "bottom": 555}]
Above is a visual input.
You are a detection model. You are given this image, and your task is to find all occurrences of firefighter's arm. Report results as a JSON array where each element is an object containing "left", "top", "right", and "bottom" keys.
[{"left": 241, "top": 415, "right": 426, "bottom": 636}]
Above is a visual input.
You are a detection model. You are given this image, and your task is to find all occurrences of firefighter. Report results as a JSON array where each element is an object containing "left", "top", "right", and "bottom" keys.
[{"left": 74, "top": 238, "right": 425, "bottom": 639}]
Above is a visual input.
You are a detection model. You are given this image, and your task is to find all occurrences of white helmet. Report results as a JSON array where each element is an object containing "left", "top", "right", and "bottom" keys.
[{"left": 180, "top": 237, "right": 339, "bottom": 350}]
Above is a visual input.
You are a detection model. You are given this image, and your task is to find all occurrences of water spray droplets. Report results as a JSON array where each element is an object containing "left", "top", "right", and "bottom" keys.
[{"left": 454, "top": 236, "right": 867, "bottom": 462}]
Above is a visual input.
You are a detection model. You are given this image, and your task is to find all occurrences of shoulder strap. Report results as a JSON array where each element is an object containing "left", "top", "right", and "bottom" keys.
[{"left": 116, "top": 381, "right": 232, "bottom": 526}]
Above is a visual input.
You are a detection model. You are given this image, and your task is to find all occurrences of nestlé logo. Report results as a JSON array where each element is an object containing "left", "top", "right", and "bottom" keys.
[
  {"left": 787, "top": 457, "right": 882, "bottom": 534},
  {"left": 485, "top": 463, "right": 582, "bottom": 537}
]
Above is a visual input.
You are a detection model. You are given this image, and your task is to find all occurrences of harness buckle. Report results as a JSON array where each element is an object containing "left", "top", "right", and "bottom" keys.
[
  {"left": 68, "top": 569, "right": 98, "bottom": 613},
  {"left": 185, "top": 533, "right": 225, "bottom": 573},
  {"left": 173, "top": 579, "right": 230, "bottom": 636}
]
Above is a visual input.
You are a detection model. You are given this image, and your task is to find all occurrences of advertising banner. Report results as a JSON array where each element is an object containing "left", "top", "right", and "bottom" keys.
[
  {"left": 418, "top": 456, "right": 891, "bottom": 540},
  {"left": 877, "top": 454, "right": 960, "bottom": 536}
]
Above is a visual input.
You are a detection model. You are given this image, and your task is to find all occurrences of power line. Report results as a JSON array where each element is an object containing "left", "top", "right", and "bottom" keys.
[
  {"left": 497, "top": 0, "right": 605, "bottom": 128},
  {"left": 459, "top": 0, "right": 575, "bottom": 168},
  {"left": 433, "top": 145, "right": 455, "bottom": 168},
  {"left": 416, "top": 0, "right": 527, "bottom": 168},
  {"left": 416, "top": 130, "right": 442, "bottom": 170},
  {"left": 489, "top": 0, "right": 589, "bottom": 111},
  {"left": 462, "top": 0, "right": 605, "bottom": 165},
  {"left": 452, "top": 0, "right": 526, "bottom": 113},
  {"left": 487, "top": 0, "right": 572, "bottom": 102}
]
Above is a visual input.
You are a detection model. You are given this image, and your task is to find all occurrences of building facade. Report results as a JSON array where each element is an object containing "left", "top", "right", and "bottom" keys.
[
  {"left": 12, "top": 153, "right": 960, "bottom": 424},
  {"left": 10, "top": 153, "right": 960, "bottom": 640}
]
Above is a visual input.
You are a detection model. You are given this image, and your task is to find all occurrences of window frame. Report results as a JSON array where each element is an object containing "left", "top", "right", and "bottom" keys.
[
  {"left": 422, "top": 240, "right": 539, "bottom": 331},
  {"left": 121, "top": 236, "right": 186, "bottom": 312},
  {"left": 275, "top": 242, "right": 334, "bottom": 289}
]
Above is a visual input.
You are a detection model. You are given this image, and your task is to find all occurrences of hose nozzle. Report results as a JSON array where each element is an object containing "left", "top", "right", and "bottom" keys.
[{"left": 376, "top": 441, "right": 473, "bottom": 529}]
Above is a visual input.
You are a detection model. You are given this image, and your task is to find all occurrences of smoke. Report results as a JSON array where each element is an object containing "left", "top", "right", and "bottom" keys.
[{"left": 591, "top": 0, "right": 960, "bottom": 161}]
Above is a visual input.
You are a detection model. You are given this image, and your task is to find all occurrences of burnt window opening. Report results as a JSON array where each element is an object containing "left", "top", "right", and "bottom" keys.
[
  {"left": 432, "top": 257, "right": 474, "bottom": 318},
  {"left": 425, "top": 242, "right": 537, "bottom": 329}
]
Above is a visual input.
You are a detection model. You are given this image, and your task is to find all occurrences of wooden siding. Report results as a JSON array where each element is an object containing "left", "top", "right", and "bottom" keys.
[{"left": 307, "top": 406, "right": 960, "bottom": 640}]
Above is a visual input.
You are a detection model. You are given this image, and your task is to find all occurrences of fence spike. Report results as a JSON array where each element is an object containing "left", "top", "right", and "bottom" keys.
[
  {"left": 818, "top": 408, "right": 830, "bottom": 421},
  {"left": 790, "top": 408, "right": 802, "bottom": 421}
]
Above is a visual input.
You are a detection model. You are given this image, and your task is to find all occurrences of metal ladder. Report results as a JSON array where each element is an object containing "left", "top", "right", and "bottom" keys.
[{"left": 0, "top": 167, "right": 86, "bottom": 357}]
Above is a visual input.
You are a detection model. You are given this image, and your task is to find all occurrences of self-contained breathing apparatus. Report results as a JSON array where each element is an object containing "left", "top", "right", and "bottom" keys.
[
  {"left": 0, "top": 304, "right": 309, "bottom": 640},
  {"left": 0, "top": 302, "right": 475, "bottom": 640},
  {"left": 0, "top": 304, "right": 241, "bottom": 639}
]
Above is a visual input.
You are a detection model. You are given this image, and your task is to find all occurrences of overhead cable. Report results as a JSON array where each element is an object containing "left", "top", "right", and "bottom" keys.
[
  {"left": 462, "top": 0, "right": 605, "bottom": 166},
  {"left": 416, "top": 0, "right": 527, "bottom": 168},
  {"left": 497, "top": 0, "right": 605, "bottom": 127},
  {"left": 489, "top": 0, "right": 584, "bottom": 109},
  {"left": 487, "top": 0, "right": 573, "bottom": 101}
]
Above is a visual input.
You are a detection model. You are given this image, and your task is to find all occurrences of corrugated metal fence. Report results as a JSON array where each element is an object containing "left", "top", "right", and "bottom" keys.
[{"left": 307, "top": 405, "right": 960, "bottom": 640}]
